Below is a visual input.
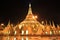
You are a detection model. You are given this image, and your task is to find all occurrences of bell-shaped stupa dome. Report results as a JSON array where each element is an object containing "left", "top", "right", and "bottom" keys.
[{"left": 17, "top": 3, "right": 44, "bottom": 35}]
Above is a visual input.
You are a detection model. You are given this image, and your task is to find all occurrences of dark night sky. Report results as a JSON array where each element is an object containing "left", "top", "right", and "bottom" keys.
[{"left": 0, "top": 0, "right": 59, "bottom": 25}]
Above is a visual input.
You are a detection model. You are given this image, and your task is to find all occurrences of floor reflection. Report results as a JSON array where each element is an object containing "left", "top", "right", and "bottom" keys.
[{"left": 0, "top": 36, "right": 60, "bottom": 40}]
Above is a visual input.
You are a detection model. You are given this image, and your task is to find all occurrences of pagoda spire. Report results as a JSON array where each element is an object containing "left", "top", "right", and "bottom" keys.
[
  {"left": 28, "top": 3, "right": 32, "bottom": 14},
  {"left": 7, "top": 20, "right": 10, "bottom": 27},
  {"left": 49, "top": 21, "right": 51, "bottom": 26},
  {"left": 26, "top": 3, "right": 35, "bottom": 20},
  {"left": 57, "top": 24, "right": 59, "bottom": 29},
  {"left": 52, "top": 21, "right": 55, "bottom": 28}
]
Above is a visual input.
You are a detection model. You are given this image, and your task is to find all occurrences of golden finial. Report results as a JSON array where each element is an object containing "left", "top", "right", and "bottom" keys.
[
  {"left": 29, "top": 3, "right": 31, "bottom": 8},
  {"left": 28, "top": 3, "right": 32, "bottom": 14}
]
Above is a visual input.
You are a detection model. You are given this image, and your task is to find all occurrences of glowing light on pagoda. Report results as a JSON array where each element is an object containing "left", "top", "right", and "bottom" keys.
[
  {"left": 45, "top": 32, "right": 48, "bottom": 34},
  {"left": 50, "top": 31, "right": 52, "bottom": 35},
  {"left": 33, "top": 16, "right": 35, "bottom": 19},
  {"left": 1, "top": 23, "right": 4, "bottom": 26},
  {"left": 22, "top": 37, "right": 24, "bottom": 40},
  {"left": 19, "top": 25, "right": 22, "bottom": 29},
  {"left": 14, "top": 31, "right": 17, "bottom": 35},
  {"left": 59, "top": 30, "right": 60, "bottom": 34},
  {"left": 35, "top": 16, "right": 38, "bottom": 19},
  {"left": 8, "top": 31, "right": 10, "bottom": 34},
  {"left": 26, "top": 37, "right": 28, "bottom": 40},
  {"left": 14, "top": 37, "right": 16, "bottom": 40},
  {"left": 7, "top": 36, "right": 10, "bottom": 40},
  {"left": 32, "top": 16, "right": 38, "bottom": 19},
  {"left": 22, "top": 30, "right": 24, "bottom": 35},
  {"left": 42, "top": 21, "right": 44, "bottom": 24},
  {"left": 26, "top": 30, "right": 28, "bottom": 35}
]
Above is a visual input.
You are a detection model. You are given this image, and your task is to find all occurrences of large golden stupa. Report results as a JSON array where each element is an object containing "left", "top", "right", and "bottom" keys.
[{"left": 15, "top": 4, "right": 44, "bottom": 35}]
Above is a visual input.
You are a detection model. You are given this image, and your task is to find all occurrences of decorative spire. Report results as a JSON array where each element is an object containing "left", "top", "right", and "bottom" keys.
[
  {"left": 57, "top": 24, "right": 59, "bottom": 29},
  {"left": 7, "top": 20, "right": 10, "bottom": 27},
  {"left": 28, "top": 3, "right": 32, "bottom": 14},
  {"left": 52, "top": 21, "right": 55, "bottom": 27},
  {"left": 49, "top": 21, "right": 51, "bottom": 26},
  {"left": 26, "top": 3, "right": 35, "bottom": 20}
]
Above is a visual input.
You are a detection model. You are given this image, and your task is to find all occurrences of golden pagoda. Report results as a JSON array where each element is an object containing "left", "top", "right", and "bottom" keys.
[{"left": 14, "top": 4, "right": 45, "bottom": 35}]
